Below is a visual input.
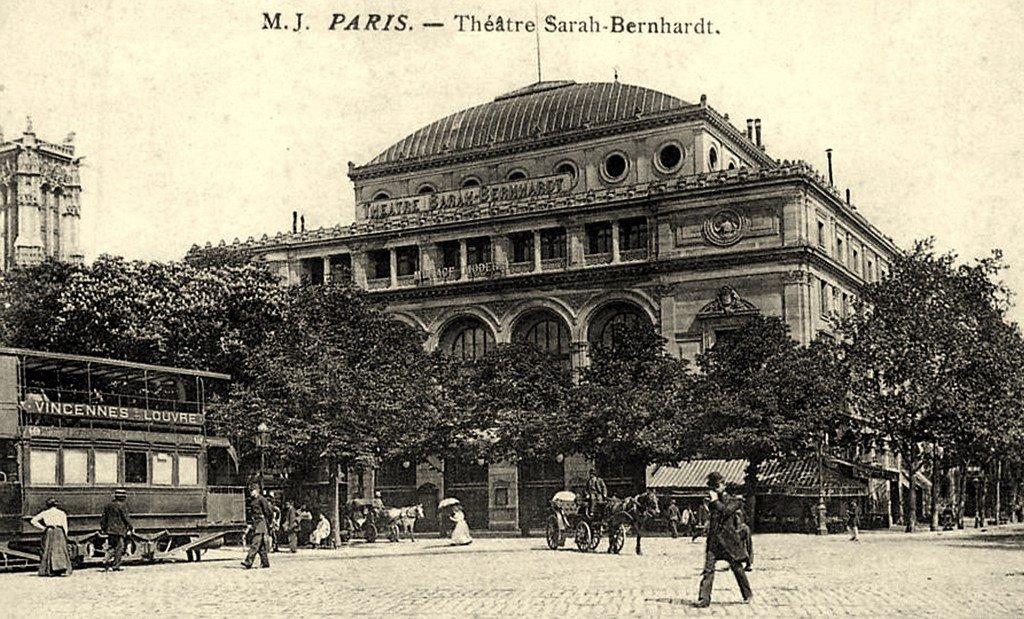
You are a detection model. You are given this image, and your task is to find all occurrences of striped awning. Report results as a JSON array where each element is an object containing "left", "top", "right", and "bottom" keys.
[{"left": 647, "top": 459, "right": 747, "bottom": 490}]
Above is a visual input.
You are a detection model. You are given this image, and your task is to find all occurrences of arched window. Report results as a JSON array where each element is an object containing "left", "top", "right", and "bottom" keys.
[
  {"left": 587, "top": 302, "right": 651, "bottom": 348},
  {"left": 513, "top": 311, "right": 571, "bottom": 364},
  {"left": 439, "top": 317, "right": 495, "bottom": 361}
]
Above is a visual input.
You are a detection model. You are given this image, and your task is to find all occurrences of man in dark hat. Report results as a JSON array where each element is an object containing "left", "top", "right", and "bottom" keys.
[
  {"left": 241, "top": 484, "right": 273, "bottom": 569},
  {"left": 100, "top": 489, "right": 133, "bottom": 572},
  {"left": 584, "top": 468, "right": 607, "bottom": 518},
  {"left": 694, "top": 471, "right": 752, "bottom": 608}
]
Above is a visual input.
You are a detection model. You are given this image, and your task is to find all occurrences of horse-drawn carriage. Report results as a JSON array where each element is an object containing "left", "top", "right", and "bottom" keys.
[
  {"left": 346, "top": 498, "right": 424, "bottom": 543},
  {"left": 544, "top": 491, "right": 630, "bottom": 554}
]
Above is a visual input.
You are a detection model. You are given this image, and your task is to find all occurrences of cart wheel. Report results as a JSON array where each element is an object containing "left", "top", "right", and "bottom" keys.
[
  {"left": 364, "top": 523, "right": 378, "bottom": 543},
  {"left": 608, "top": 524, "right": 627, "bottom": 554},
  {"left": 387, "top": 524, "right": 400, "bottom": 542},
  {"left": 545, "top": 517, "right": 563, "bottom": 550},
  {"left": 574, "top": 521, "right": 593, "bottom": 552},
  {"left": 589, "top": 525, "right": 602, "bottom": 551}
]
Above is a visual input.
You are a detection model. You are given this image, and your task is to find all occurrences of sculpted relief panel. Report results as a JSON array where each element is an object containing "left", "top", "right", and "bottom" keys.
[{"left": 674, "top": 202, "right": 782, "bottom": 248}]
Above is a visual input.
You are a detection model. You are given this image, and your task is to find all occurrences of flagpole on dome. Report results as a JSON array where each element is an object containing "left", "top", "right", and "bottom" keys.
[{"left": 534, "top": 1, "right": 542, "bottom": 83}]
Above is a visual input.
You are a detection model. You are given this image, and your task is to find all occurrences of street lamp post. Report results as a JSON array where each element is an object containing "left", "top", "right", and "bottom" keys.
[
  {"left": 817, "top": 433, "right": 828, "bottom": 535},
  {"left": 257, "top": 422, "right": 269, "bottom": 490}
]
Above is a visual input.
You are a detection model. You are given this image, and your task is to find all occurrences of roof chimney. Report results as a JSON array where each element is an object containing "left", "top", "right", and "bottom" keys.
[
  {"left": 826, "top": 149, "right": 834, "bottom": 186},
  {"left": 292, "top": 211, "right": 298, "bottom": 234},
  {"left": 300, "top": 215, "right": 306, "bottom": 232},
  {"left": 846, "top": 188, "right": 851, "bottom": 205},
  {"left": 754, "top": 119, "right": 762, "bottom": 147},
  {"left": 746, "top": 119, "right": 753, "bottom": 141}
]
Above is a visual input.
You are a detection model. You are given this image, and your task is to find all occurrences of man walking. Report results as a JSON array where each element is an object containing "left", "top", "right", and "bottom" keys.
[
  {"left": 100, "top": 489, "right": 133, "bottom": 572},
  {"left": 284, "top": 500, "right": 299, "bottom": 553},
  {"left": 694, "top": 472, "right": 753, "bottom": 608},
  {"left": 847, "top": 500, "right": 860, "bottom": 541},
  {"left": 667, "top": 499, "right": 681, "bottom": 539},
  {"left": 241, "top": 484, "right": 274, "bottom": 569},
  {"left": 681, "top": 504, "right": 694, "bottom": 539}
]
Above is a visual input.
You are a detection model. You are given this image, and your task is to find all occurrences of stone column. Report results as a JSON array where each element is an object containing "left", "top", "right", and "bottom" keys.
[
  {"left": 389, "top": 248, "right": 398, "bottom": 288},
  {"left": 611, "top": 220, "right": 621, "bottom": 263},
  {"left": 493, "top": 235, "right": 509, "bottom": 269},
  {"left": 351, "top": 252, "right": 369, "bottom": 288},
  {"left": 568, "top": 225, "right": 585, "bottom": 267},
  {"left": 458, "top": 239, "right": 468, "bottom": 281},
  {"left": 322, "top": 256, "right": 332, "bottom": 283},
  {"left": 532, "top": 230, "right": 542, "bottom": 272},
  {"left": 419, "top": 244, "right": 435, "bottom": 281},
  {"left": 489, "top": 460, "right": 519, "bottom": 532}
]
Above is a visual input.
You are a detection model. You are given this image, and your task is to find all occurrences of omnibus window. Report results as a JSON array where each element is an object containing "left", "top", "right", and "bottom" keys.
[
  {"left": 29, "top": 449, "right": 58, "bottom": 485},
  {"left": 94, "top": 451, "right": 119, "bottom": 485},
  {"left": 178, "top": 455, "right": 198, "bottom": 486},
  {"left": 62, "top": 449, "right": 88, "bottom": 485},
  {"left": 152, "top": 452, "right": 174, "bottom": 485},
  {"left": 125, "top": 451, "right": 148, "bottom": 484}
]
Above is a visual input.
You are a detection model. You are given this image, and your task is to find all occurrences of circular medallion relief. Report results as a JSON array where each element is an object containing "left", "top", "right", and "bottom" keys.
[{"left": 703, "top": 209, "right": 744, "bottom": 246}]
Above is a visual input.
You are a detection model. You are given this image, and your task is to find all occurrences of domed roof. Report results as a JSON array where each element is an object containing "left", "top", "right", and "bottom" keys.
[{"left": 366, "top": 81, "right": 691, "bottom": 166}]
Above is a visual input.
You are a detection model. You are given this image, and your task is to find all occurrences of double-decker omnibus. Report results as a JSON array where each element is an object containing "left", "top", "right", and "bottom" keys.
[{"left": 0, "top": 348, "right": 246, "bottom": 569}]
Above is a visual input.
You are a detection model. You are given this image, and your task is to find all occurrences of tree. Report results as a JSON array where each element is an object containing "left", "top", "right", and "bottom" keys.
[
  {"left": 209, "top": 282, "right": 442, "bottom": 545},
  {"left": 572, "top": 322, "right": 695, "bottom": 471},
  {"left": 0, "top": 255, "right": 285, "bottom": 374},
  {"left": 693, "top": 315, "right": 848, "bottom": 527},
  {"left": 841, "top": 239, "right": 1014, "bottom": 532}
]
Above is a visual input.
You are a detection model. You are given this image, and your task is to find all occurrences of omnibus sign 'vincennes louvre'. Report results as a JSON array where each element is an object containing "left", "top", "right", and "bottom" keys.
[
  {"left": 360, "top": 173, "right": 573, "bottom": 220},
  {"left": 20, "top": 400, "right": 206, "bottom": 426}
]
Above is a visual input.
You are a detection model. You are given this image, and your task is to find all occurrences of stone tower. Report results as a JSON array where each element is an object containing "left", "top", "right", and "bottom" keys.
[{"left": 0, "top": 118, "right": 84, "bottom": 270}]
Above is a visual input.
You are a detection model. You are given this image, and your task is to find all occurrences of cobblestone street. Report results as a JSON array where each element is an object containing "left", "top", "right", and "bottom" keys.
[{"left": 6, "top": 524, "right": 1024, "bottom": 617}]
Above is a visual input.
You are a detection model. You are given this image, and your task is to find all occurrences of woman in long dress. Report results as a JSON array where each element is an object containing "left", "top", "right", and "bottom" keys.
[
  {"left": 30, "top": 498, "right": 73, "bottom": 576},
  {"left": 449, "top": 506, "right": 472, "bottom": 546},
  {"left": 309, "top": 513, "right": 331, "bottom": 548}
]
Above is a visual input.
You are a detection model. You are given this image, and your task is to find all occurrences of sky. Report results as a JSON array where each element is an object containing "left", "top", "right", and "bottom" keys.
[{"left": 2, "top": 0, "right": 1023, "bottom": 319}]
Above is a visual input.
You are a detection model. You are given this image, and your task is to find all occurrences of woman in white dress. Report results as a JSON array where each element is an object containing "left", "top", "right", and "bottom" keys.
[
  {"left": 449, "top": 506, "right": 472, "bottom": 546},
  {"left": 309, "top": 513, "right": 331, "bottom": 548}
]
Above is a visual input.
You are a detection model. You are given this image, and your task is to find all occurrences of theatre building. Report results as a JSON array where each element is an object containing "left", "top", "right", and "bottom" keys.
[{"left": 239, "top": 80, "right": 899, "bottom": 531}]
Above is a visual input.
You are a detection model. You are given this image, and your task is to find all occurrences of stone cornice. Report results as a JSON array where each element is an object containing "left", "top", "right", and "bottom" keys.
[{"left": 235, "top": 163, "right": 895, "bottom": 257}]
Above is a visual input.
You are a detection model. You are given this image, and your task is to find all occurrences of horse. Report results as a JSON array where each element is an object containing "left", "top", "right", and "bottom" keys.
[
  {"left": 386, "top": 504, "right": 425, "bottom": 542},
  {"left": 605, "top": 491, "right": 661, "bottom": 555}
]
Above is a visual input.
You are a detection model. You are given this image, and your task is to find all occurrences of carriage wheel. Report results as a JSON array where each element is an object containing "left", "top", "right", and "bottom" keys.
[
  {"left": 545, "top": 516, "right": 564, "bottom": 550},
  {"left": 387, "top": 523, "right": 401, "bottom": 542},
  {"left": 608, "top": 524, "right": 627, "bottom": 555},
  {"left": 574, "top": 521, "right": 593, "bottom": 552},
  {"left": 589, "top": 525, "right": 602, "bottom": 551},
  {"left": 364, "top": 523, "right": 378, "bottom": 543}
]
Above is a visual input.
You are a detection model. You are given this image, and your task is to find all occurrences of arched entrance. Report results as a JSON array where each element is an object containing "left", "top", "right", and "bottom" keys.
[
  {"left": 438, "top": 316, "right": 496, "bottom": 360},
  {"left": 586, "top": 301, "right": 651, "bottom": 347}
]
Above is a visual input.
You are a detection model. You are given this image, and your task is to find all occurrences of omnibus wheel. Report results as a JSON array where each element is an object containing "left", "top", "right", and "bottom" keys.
[{"left": 574, "top": 521, "right": 593, "bottom": 553}]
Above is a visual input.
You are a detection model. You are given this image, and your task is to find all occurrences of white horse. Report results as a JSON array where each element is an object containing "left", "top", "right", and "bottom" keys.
[{"left": 386, "top": 504, "right": 425, "bottom": 541}]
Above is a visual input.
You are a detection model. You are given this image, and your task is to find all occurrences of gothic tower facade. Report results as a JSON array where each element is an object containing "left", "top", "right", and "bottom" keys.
[{"left": 0, "top": 119, "right": 84, "bottom": 270}]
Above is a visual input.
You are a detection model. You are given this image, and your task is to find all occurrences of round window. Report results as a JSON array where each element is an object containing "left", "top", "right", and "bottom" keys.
[
  {"left": 655, "top": 142, "right": 684, "bottom": 173},
  {"left": 602, "top": 152, "right": 629, "bottom": 182},
  {"left": 555, "top": 161, "right": 578, "bottom": 180},
  {"left": 708, "top": 147, "right": 719, "bottom": 170}
]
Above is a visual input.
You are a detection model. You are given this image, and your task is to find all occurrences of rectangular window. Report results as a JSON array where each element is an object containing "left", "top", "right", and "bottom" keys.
[
  {"left": 439, "top": 241, "right": 460, "bottom": 269},
  {"left": 300, "top": 257, "right": 324, "bottom": 286},
  {"left": 178, "top": 455, "right": 199, "bottom": 486},
  {"left": 619, "top": 217, "right": 648, "bottom": 251},
  {"left": 125, "top": 451, "right": 148, "bottom": 484},
  {"left": 852, "top": 248, "right": 860, "bottom": 273},
  {"left": 465, "top": 237, "right": 491, "bottom": 265},
  {"left": 494, "top": 487, "right": 509, "bottom": 507},
  {"left": 540, "top": 228, "right": 566, "bottom": 260},
  {"left": 867, "top": 259, "right": 874, "bottom": 282},
  {"left": 585, "top": 222, "right": 612, "bottom": 255},
  {"left": 368, "top": 249, "right": 390, "bottom": 280},
  {"left": 95, "top": 451, "right": 119, "bottom": 485},
  {"left": 508, "top": 232, "right": 533, "bottom": 264},
  {"left": 395, "top": 246, "right": 419, "bottom": 276},
  {"left": 30, "top": 449, "right": 58, "bottom": 485},
  {"left": 152, "top": 452, "right": 174, "bottom": 485},
  {"left": 63, "top": 449, "right": 89, "bottom": 485},
  {"left": 820, "top": 280, "right": 829, "bottom": 315},
  {"left": 836, "top": 236, "right": 844, "bottom": 264},
  {"left": 328, "top": 253, "right": 352, "bottom": 282},
  {"left": 817, "top": 221, "right": 825, "bottom": 247}
]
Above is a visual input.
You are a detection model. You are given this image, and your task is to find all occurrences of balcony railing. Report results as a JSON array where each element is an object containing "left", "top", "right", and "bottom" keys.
[
  {"left": 508, "top": 261, "right": 533, "bottom": 275},
  {"left": 541, "top": 258, "right": 567, "bottom": 271},
  {"left": 584, "top": 252, "right": 613, "bottom": 266},
  {"left": 620, "top": 248, "right": 649, "bottom": 262},
  {"left": 366, "top": 278, "right": 391, "bottom": 290},
  {"left": 396, "top": 274, "right": 418, "bottom": 287}
]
